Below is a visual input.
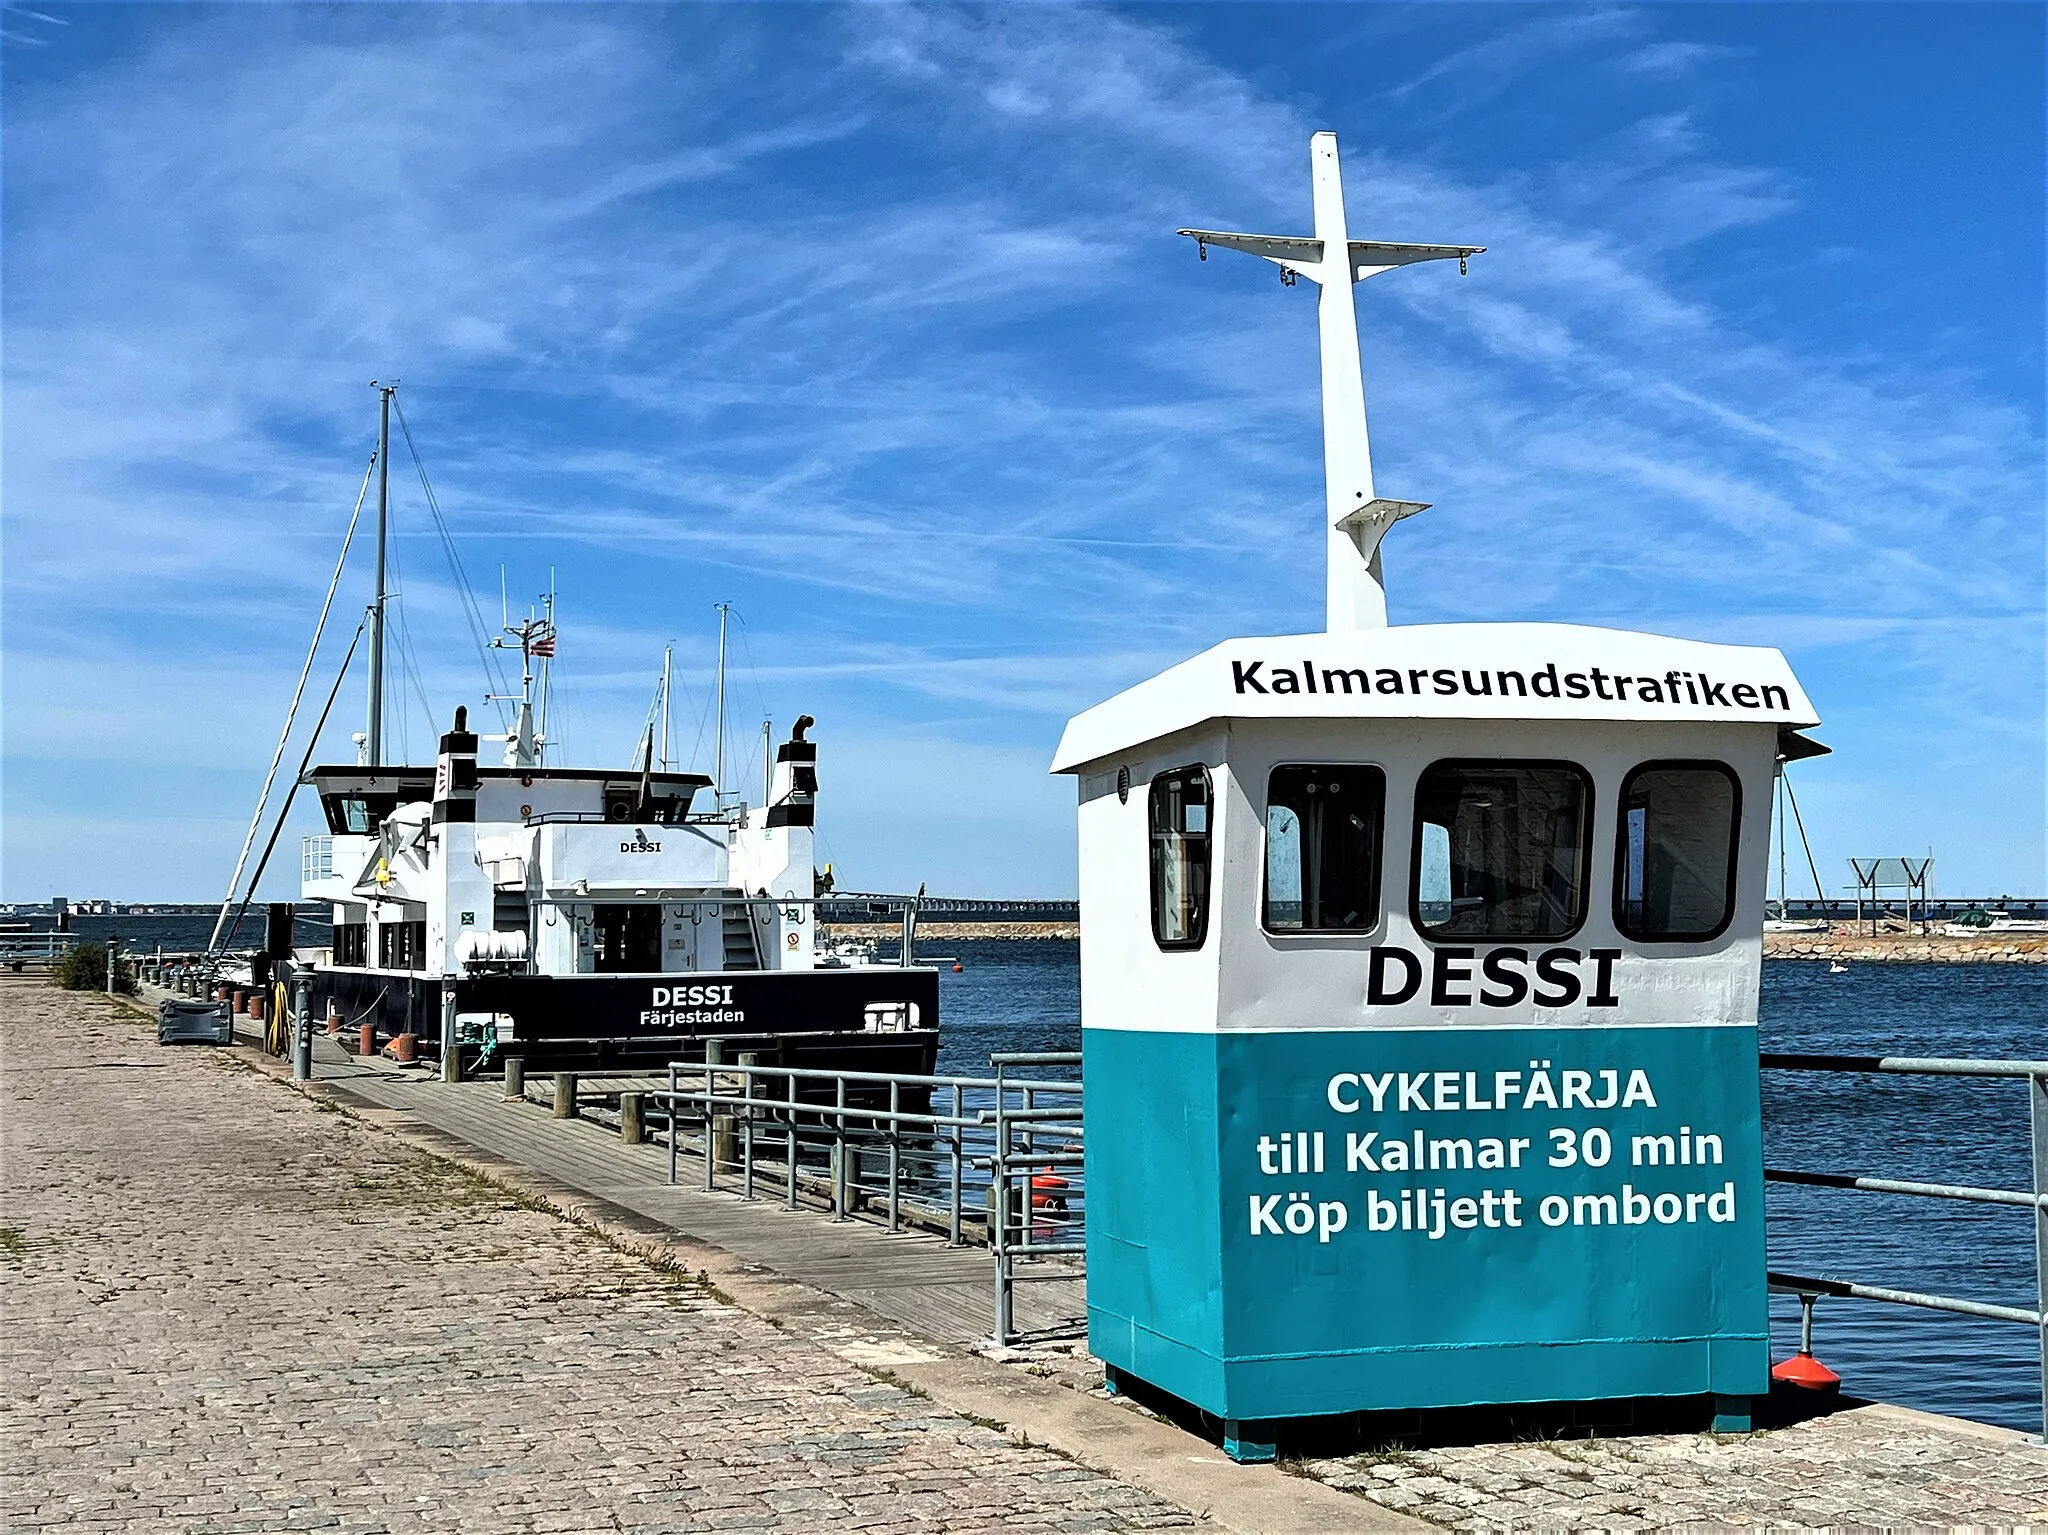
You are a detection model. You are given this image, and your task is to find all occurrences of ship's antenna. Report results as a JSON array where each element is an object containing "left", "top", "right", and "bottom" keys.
[
  {"left": 713, "top": 602, "right": 731, "bottom": 811},
  {"left": 1178, "top": 134, "right": 1481, "bottom": 631}
]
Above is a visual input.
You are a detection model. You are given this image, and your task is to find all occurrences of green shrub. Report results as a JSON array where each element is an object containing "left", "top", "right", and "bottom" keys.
[{"left": 55, "top": 942, "right": 136, "bottom": 995}]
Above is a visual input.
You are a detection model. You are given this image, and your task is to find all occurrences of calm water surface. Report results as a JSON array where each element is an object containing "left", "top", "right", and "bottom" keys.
[{"left": 62, "top": 918, "right": 2041, "bottom": 1430}]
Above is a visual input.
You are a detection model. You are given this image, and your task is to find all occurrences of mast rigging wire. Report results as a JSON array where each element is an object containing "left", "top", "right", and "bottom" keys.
[
  {"left": 208, "top": 453, "right": 378, "bottom": 954},
  {"left": 216, "top": 617, "right": 368, "bottom": 956},
  {"left": 390, "top": 397, "right": 513, "bottom": 726},
  {"left": 1781, "top": 768, "right": 1830, "bottom": 913}
]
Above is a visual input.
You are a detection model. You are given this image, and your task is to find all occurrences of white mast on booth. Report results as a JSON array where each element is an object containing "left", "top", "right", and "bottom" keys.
[{"left": 1180, "top": 132, "right": 1481, "bottom": 632}]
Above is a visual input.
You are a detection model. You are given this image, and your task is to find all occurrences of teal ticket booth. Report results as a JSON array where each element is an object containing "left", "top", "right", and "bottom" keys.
[{"left": 1052, "top": 134, "right": 1824, "bottom": 1461}]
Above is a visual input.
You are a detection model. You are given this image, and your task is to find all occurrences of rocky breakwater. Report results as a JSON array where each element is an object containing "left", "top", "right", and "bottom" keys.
[
  {"left": 1765, "top": 928, "right": 2048, "bottom": 964},
  {"left": 821, "top": 921, "right": 1080, "bottom": 941}
]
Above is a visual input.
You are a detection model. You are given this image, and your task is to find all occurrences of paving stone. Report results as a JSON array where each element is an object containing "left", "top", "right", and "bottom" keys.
[
  {"left": 0, "top": 981, "right": 1193, "bottom": 1533},
  {"left": 1292, "top": 1384, "right": 2048, "bottom": 1527}
]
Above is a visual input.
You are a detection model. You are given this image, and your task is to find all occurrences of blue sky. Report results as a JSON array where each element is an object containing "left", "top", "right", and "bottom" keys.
[{"left": 4, "top": 3, "right": 2042, "bottom": 903}]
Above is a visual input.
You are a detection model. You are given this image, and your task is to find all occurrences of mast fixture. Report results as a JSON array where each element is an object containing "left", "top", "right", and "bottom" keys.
[{"left": 1178, "top": 133, "right": 1482, "bottom": 632}]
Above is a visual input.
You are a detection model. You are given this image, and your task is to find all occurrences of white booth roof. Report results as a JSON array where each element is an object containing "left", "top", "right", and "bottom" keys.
[{"left": 1052, "top": 622, "right": 1818, "bottom": 774}]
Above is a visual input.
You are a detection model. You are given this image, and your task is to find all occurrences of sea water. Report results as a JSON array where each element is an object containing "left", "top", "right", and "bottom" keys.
[{"left": 51, "top": 916, "right": 2041, "bottom": 1432}]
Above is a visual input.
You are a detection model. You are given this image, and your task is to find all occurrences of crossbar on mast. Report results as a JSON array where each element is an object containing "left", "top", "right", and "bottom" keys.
[{"left": 1179, "top": 133, "right": 1481, "bottom": 632}]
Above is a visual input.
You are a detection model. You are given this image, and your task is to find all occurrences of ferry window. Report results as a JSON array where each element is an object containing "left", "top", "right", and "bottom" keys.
[
  {"left": 325, "top": 794, "right": 399, "bottom": 835},
  {"left": 377, "top": 920, "right": 425, "bottom": 971},
  {"left": 1412, "top": 761, "right": 1591, "bottom": 939},
  {"left": 1616, "top": 763, "right": 1740, "bottom": 942},
  {"left": 333, "top": 923, "right": 367, "bottom": 967},
  {"left": 1264, "top": 765, "right": 1385, "bottom": 933},
  {"left": 1149, "top": 766, "right": 1212, "bottom": 951}
]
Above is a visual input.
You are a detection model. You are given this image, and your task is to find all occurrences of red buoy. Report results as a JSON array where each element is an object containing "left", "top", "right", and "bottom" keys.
[
  {"left": 952, "top": 962, "right": 964, "bottom": 973},
  {"left": 1773, "top": 1292, "right": 1840, "bottom": 1390},
  {"left": 1771, "top": 1350, "right": 1841, "bottom": 1391}
]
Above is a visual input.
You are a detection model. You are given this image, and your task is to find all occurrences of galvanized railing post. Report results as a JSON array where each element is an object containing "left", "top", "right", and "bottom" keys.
[
  {"left": 948, "top": 1082, "right": 964, "bottom": 1248},
  {"left": 2032, "top": 1068, "right": 2047, "bottom": 1445},
  {"left": 832, "top": 1075, "right": 849, "bottom": 1222},
  {"left": 887, "top": 1079, "right": 901, "bottom": 1234},
  {"left": 702, "top": 1060, "right": 716, "bottom": 1194},
  {"left": 992, "top": 1067, "right": 1012, "bottom": 1346},
  {"left": 739, "top": 1053, "right": 757, "bottom": 1201},
  {"left": 667, "top": 1061, "right": 678, "bottom": 1186},
  {"left": 785, "top": 1069, "right": 799, "bottom": 1211}
]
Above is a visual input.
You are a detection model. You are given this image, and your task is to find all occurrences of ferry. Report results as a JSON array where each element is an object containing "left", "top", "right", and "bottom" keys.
[{"left": 220, "top": 389, "right": 939, "bottom": 1077}]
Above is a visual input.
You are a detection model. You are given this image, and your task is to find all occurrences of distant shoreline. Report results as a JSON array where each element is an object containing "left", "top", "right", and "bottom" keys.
[
  {"left": 828, "top": 923, "right": 2048, "bottom": 963},
  {"left": 824, "top": 921, "right": 1078, "bottom": 942},
  {"left": 1763, "top": 929, "right": 2047, "bottom": 963}
]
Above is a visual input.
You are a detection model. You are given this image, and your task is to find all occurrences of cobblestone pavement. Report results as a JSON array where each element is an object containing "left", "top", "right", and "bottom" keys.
[
  {"left": 1287, "top": 1391, "right": 2048, "bottom": 1528},
  {"left": 0, "top": 979, "right": 1196, "bottom": 1533}
]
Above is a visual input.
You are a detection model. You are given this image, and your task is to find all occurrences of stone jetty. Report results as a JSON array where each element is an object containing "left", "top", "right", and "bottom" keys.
[{"left": 1765, "top": 928, "right": 2048, "bottom": 963}]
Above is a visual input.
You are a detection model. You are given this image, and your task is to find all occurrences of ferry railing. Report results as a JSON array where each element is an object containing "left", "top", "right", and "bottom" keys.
[
  {"left": 1759, "top": 1051, "right": 2048, "bottom": 1441},
  {"left": 649, "top": 1053, "right": 1084, "bottom": 1344}
]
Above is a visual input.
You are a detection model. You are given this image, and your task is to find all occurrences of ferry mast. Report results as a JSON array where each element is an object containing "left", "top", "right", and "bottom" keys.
[
  {"left": 1179, "top": 132, "right": 1482, "bottom": 631},
  {"left": 366, "top": 382, "right": 396, "bottom": 765}
]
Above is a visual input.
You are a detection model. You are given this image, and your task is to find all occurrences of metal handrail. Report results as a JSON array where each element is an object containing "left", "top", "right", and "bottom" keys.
[
  {"left": 645, "top": 1054, "right": 1085, "bottom": 1343},
  {"left": 1760, "top": 1051, "right": 2047, "bottom": 1441}
]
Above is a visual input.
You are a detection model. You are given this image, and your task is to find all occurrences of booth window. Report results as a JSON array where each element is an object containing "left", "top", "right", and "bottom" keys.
[
  {"left": 1149, "top": 766, "right": 1212, "bottom": 950},
  {"left": 1264, "top": 765, "right": 1385, "bottom": 932},
  {"left": 1616, "top": 762, "right": 1741, "bottom": 941},
  {"left": 1412, "top": 761, "right": 1591, "bottom": 939}
]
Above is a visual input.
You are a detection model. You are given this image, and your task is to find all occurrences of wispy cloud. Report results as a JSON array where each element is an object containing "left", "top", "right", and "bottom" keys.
[{"left": 3, "top": 3, "right": 2040, "bottom": 897}]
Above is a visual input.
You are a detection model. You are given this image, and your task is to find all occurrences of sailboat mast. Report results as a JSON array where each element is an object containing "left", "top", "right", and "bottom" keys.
[
  {"left": 713, "top": 602, "right": 730, "bottom": 809},
  {"left": 1776, "top": 771, "right": 1789, "bottom": 917},
  {"left": 366, "top": 383, "right": 394, "bottom": 767},
  {"left": 660, "top": 645, "right": 672, "bottom": 773}
]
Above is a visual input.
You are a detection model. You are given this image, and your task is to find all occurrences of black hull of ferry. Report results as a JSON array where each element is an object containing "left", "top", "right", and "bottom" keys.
[{"left": 296, "top": 963, "right": 940, "bottom": 1076}]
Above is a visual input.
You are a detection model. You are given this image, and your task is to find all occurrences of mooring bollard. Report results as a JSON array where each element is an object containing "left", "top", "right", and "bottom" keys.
[
  {"left": 620, "top": 1091, "right": 644, "bottom": 1145},
  {"left": 291, "top": 979, "right": 313, "bottom": 1081},
  {"left": 326, "top": 1004, "right": 342, "bottom": 1036},
  {"left": 502, "top": 1056, "right": 525, "bottom": 1102},
  {"left": 248, "top": 993, "right": 265, "bottom": 1025},
  {"left": 552, "top": 1073, "right": 578, "bottom": 1119},
  {"left": 359, "top": 1022, "right": 376, "bottom": 1057},
  {"left": 231, "top": 988, "right": 246, "bottom": 1015}
]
